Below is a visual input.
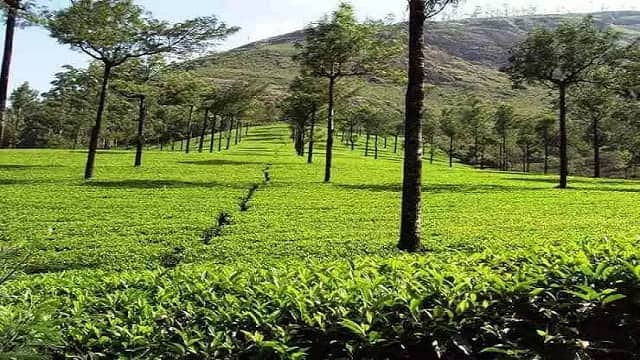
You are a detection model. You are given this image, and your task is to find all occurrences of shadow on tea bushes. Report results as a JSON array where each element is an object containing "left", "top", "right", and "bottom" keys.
[{"left": 1, "top": 239, "right": 639, "bottom": 359}]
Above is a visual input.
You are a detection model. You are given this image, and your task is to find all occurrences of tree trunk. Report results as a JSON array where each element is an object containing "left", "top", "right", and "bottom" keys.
[
  {"left": 544, "top": 128, "right": 549, "bottom": 175},
  {"left": 235, "top": 119, "right": 240, "bottom": 145},
  {"left": 502, "top": 136, "right": 507, "bottom": 171},
  {"left": 394, "top": 134, "right": 398, "bottom": 154},
  {"left": 171, "top": 139, "right": 175, "bottom": 151},
  {"left": 350, "top": 120, "right": 355, "bottom": 150},
  {"left": 185, "top": 105, "right": 194, "bottom": 154},
  {"left": 84, "top": 64, "right": 112, "bottom": 180},
  {"left": 473, "top": 132, "right": 479, "bottom": 164},
  {"left": 198, "top": 109, "right": 208, "bottom": 153},
  {"left": 218, "top": 117, "right": 224, "bottom": 152},
  {"left": 375, "top": 134, "right": 379, "bottom": 160},
  {"left": 226, "top": 116, "right": 232, "bottom": 150},
  {"left": 593, "top": 118, "right": 601, "bottom": 178},
  {"left": 365, "top": 133, "right": 370, "bottom": 157},
  {"left": 308, "top": 110, "right": 316, "bottom": 164},
  {"left": 209, "top": 114, "right": 217, "bottom": 153},
  {"left": 134, "top": 96, "right": 146, "bottom": 167},
  {"left": 245, "top": 122, "right": 249, "bottom": 136},
  {"left": 430, "top": 134, "right": 435, "bottom": 165},
  {"left": 558, "top": 85, "right": 568, "bottom": 189},
  {"left": 0, "top": 4, "right": 17, "bottom": 149},
  {"left": 324, "top": 76, "right": 336, "bottom": 182},
  {"left": 526, "top": 144, "right": 530, "bottom": 173},
  {"left": 398, "top": 0, "right": 425, "bottom": 252},
  {"left": 180, "top": 139, "right": 184, "bottom": 152},
  {"left": 449, "top": 136, "right": 454, "bottom": 168},
  {"left": 72, "top": 126, "right": 81, "bottom": 150}
]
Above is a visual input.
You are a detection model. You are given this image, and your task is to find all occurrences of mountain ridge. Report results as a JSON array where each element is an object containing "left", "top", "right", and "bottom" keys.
[{"left": 187, "top": 11, "right": 640, "bottom": 112}]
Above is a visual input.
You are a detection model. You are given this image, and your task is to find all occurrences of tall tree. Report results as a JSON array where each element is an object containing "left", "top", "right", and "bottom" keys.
[
  {"left": 281, "top": 75, "right": 325, "bottom": 162},
  {"left": 0, "top": 0, "right": 45, "bottom": 148},
  {"left": 48, "top": 0, "right": 238, "bottom": 179},
  {"left": 398, "top": 0, "right": 458, "bottom": 252},
  {"left": 156, "top": 71, "right": 205, "bottom": 154},
  {"left": 571, "top": 84, "right": 618, "bottom": 178},
  {"left": 460, "top": 95, "right": 485, "bottom": 164},
  {"left": 295, "top": 2, "right": 400, "bottom": 182},
  {"left": 535, "top": 114, "right": 556, "bottom": 175},
  {"left": 506, "top": 16, "right": 620, "bottom": 188},
  {"left": 494, "top": 104, "right": 514, "bottom": 171},
  {"left": 440, "top": 107, "right": 460, "bottom": 168},
  {"left": 112, "top": 56, "right": 164, "bottom": 167},
  {"left": 7, "top": 82, "right": 38, "bottom": 146},
  {"left": 516, "top": 118, "right": 536, "bottom": 173}
]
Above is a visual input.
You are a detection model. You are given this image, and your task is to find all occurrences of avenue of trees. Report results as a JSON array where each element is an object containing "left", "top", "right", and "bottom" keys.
[{"left": 1, "top": 0, "right": 273, "bottom": 171}]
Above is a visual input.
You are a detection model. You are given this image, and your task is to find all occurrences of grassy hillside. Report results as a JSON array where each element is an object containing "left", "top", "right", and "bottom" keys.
[
  {"left": 185, "top": 11, "right": 640, "bottom": 113},
  {"left": 2, "top": 125, "right": 640, "bottom": 356}
]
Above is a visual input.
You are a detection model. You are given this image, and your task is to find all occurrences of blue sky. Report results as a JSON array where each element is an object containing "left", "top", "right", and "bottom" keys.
[{"left": 3, "top": 0, "right": 639, "bottom": 94}]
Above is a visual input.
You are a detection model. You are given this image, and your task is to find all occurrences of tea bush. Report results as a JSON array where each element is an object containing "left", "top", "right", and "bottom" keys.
[{"left": 1, "top": 125, "right": 640, "bottom": 358}]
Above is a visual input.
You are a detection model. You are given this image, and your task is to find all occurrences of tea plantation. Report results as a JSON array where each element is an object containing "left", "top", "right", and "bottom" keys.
[{"left": 2, "top": 125, "right": 640, "bottom": 358}]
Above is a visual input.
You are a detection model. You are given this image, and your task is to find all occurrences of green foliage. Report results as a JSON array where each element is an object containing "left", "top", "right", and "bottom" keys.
[
  {"left": 507, "top": 16, "right": 621, "bottom": 88},
  {"left": 2, "top": 125, "right": 640, "bottom": 356},
  {"left": 47, "top": 0, "right": 238, "bottom": 65},
  {"left": 294, "top": 2, "right": 402, "bottom": 80}
]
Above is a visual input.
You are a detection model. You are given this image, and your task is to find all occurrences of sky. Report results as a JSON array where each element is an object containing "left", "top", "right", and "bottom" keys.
[{"left": 2, "top": 0, "right": 639, "bottom": 94}]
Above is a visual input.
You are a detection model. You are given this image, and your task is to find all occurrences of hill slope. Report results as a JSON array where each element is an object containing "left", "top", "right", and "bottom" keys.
[{"left": 187, "top": 11, "right": 640, "bottom": 111}]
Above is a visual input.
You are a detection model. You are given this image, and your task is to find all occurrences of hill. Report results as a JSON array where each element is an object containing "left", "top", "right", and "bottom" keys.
[{"left": 186, "top": 11, "right": 640, "bottom": 112}]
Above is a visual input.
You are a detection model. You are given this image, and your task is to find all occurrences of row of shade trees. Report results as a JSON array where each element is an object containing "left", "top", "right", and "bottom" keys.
[
  {"left": 0, "top": 0, "right": 277, "bottom": 174},
  {"left": 277, "top": 1, "right": 640, "bottom": 251},
  {"left": 1, "top": 61, "right": 270, "bottom": 163}
]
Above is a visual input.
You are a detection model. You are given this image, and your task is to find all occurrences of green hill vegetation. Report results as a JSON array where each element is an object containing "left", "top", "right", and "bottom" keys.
[{"left": 188, "top": 11, "right": 640, "bottom": 107}]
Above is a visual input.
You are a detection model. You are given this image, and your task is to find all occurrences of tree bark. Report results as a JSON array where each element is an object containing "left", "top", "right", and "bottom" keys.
[
  {"left": 235, "top": 119, "right": 240, "bottom": 145},
  {"left": 226, "top": 116, "right": 233, "bottom": 150},
  {"left": 593, "top": 117, "right": 601, "bottom": 178},
  {"left": 185, "top": 105, "right": 194, "bottom": 154},
  {"left": 544, "top": 128, "right": 549, "bottom": 175},
  {"left": 398, "top": 0, "right": 425, "bottom": 252},
  {"left": 430, "top": 134, "right": 435, "bottom": 165},
  {"left": 526, "top": 144, "right": 530, "bottom": 173},
  {"left": 558, "top": 85, "right": 569, "bottom": 188},
  {"left": 449, "top": 136, "right": 454, "bottom": 168},
  {"left": 375, "top": 134, "right": 379, "bottom": 160},
  {"left": 308, "top": 110, "right": 316, "bottom": 164},
  {"left": 473, "top": 132, "right": 479, "bottom": 164},
  {"left": 0, "top": 4, "right": 17, "bottom": 149},
  {"left": 134, "top": 96, "right": 146, "bottom": 167},
  {"left": 324, "top": 75, "right": 336, "bottom": 182},
  {"left": 218, "top": 117, "right": 224, "bottom": 152},
  {"left": 394, "top": 134, "right": 398, "bottom": 154},
  {"left": 365, "top": 133, "right": 370, "bottom": 157},
  {"left": 350, "top": 120, "right": 355, "bottom": 151},
  {"left": 209, "top": 114, "right": 217, "bottom": 153},
  {"left": 84, "top": 64, "right": 112, "bottom": 180},
  {"left": 198, "top": 109, "right": 208, "bottom": 153}
]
